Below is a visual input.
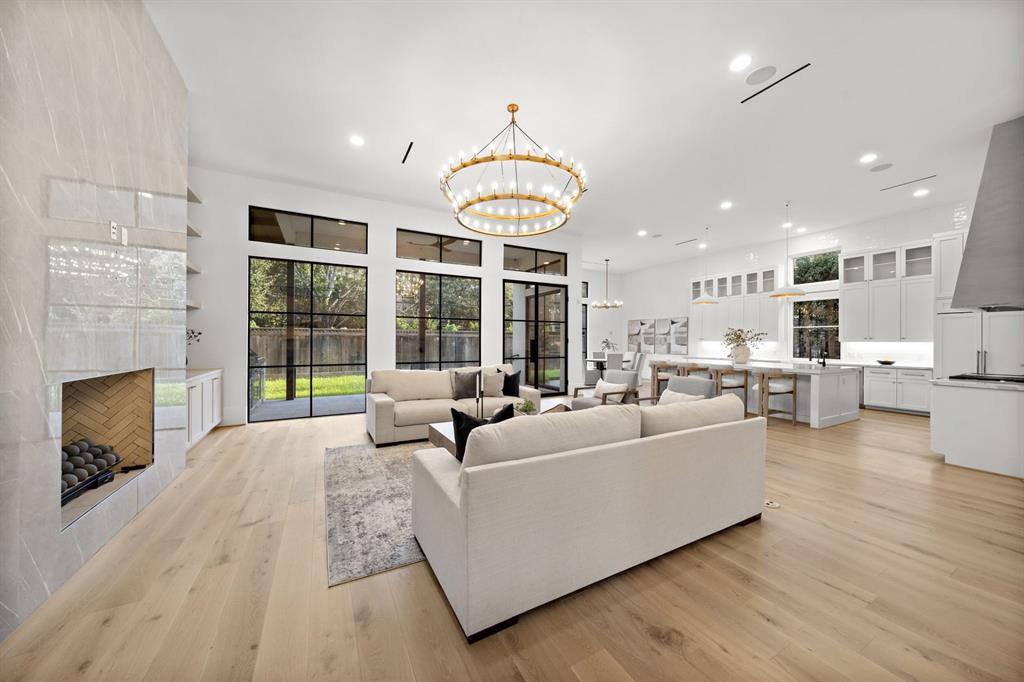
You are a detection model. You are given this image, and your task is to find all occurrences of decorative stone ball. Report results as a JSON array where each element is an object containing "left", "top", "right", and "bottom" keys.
[
  {"left": 62, "top": 450, "right": 68, "bottom": 462},
  {"left": 62, "top": 461, "right": 73, "bottom": 474},
  {"left": 80, "top": 452, "right": 94, "bottom": 464},
  {"left": 98, "top": 453, "right": 117, "bottom": 466},
  {"left": 64, "top": 444, "right": 80, "bottom": 456},
  {"left": 73, "top": 467, "right": 89, "bottom": 481},
  {"left": 88, "top": 446, "right": 103, "bottom": 457},
  {"left": 83, "top": 463, "right": 98, "bottom": 476},
  {"left": 68, "top": 456, "right": 85, "bottom": 467},
  {"left": 82, "top": 437, "right": 95, "bottom": 447},
  {"left": 62, "top": 473, "right": 79, "bottom": 488},
  {"left": 99, "top": 444, "right": 112, "bottom": 453},
  {"left": 93, "top": 458, "right": 107, "bottom": 470},
  {"left": 61, "top": 479, "right": 68, "bottom": 493},
  {"left": 75, "top": 440, "right": 91, "bottom": 451}
]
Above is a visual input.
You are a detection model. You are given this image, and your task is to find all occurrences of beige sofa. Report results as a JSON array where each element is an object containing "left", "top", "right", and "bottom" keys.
[
  {"left": 412, "top": 395, "right": 765, "bottom": 640},
  {"left": 366, "top": 365, "right": 542, "bottom": 445}
]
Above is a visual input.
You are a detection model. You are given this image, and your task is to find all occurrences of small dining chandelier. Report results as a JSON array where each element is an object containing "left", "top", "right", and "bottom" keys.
[
  {"left": 439, "top": 103, "right": 588, "bottom": 237},
  {"left": 769, "top": 201, "right": 807, "bottom": 299},
  {"left": 591, "top": 258, "right": 623, "bottom": 309}
]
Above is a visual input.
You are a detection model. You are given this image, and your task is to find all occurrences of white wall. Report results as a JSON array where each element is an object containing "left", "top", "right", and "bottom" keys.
[
  {"left": 620, "top": 200, "right": 972, "bottom": 370},
  {"left": 186, "top": 166, "right": 584, "bottom": 424}
]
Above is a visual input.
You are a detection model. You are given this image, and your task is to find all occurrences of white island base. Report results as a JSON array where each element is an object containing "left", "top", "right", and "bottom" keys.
[
  {"left": 931, "top": 379, "right": 1024, "bottom": 478},
  {"left": 757, "top": 368, "right": 861, "bottom": 428}
]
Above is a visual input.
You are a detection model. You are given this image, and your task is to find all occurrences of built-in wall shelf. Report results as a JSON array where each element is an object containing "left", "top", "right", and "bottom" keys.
[
  {"left": 186, "top": 262, "right": 201, "bottom": 275},
  {"left": 186, "top": 223, "right": 202, "bottom": 238},
  {"left": 186, "top": 187, "right": 203, "bottom": 204},
  {"left": 186, "top": 301, "right": 201, "bottom": 311}
]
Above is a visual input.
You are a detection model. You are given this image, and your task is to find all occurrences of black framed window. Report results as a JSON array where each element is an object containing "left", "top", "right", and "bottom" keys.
[
  {"left": 503, "top": 280, "right": 568, "bottom": 395},
  {"left": 582, "top": 303, "right": 588, "bottom": 361},
  {"left": 248, "top": 256, "right": 367, "bottom": 422},
  {"left": 249, "top": 206, "right": 367, "bottom": 254},
  {"left": 396, "top": 229, "right": 481, "bottom": 266},
  {"left": 503, "top": 245, "right": 567, "bottom": 276},
  {"left": 793, "top": 297, "right": 840, "bottom": 359},
  {"left": 582, "top": 281, "right": 589, "bottom": 298},
  {"left": 396, "top": 271, "right": 481, "bottom": 370}
]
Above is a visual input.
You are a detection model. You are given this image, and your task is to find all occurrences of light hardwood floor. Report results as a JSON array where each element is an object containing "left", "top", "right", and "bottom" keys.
[{"left": 1, "top": 409, "right": 1022, "bottom": 681}]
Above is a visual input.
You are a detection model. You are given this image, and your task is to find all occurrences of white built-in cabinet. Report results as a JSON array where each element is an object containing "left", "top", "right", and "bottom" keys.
[
  {"left": 839, "top": 242, "right": 933, "bottom": 342},
  {"left": 187, "top": 368, "right": 223, "bottom": 449},
  {"left": 863, "top": 367, "right": 932, "bottom": 412},
  {"left": 934, "top": 231, "right": 965, "bottom": 299},
  {"left": 690, "top": 267, "right": 778, "bottom": 343},
  {"left": 937, "top": 309, "right": 1024, "bottom": 377}
]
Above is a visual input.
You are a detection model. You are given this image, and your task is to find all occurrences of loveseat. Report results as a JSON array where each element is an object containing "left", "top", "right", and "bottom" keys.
[
  {"left": 412, "top": 394, "right": 766, "bottom": 640},
  {"left": 366, "top": 365, "right": 542, "bottom": 445}
]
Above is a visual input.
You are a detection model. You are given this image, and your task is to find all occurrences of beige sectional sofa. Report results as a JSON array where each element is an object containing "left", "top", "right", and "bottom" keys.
[
  {"left": 412, "top": 394, "right": 765, "bottom": 640},
  {"left": 366, "top": 364, "right": 542, "bottom": 445}
]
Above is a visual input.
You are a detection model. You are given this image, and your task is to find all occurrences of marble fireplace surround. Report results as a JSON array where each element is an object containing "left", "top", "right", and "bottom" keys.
[{"left": 0, "top": 0, "right": 189, "bottom": 640}]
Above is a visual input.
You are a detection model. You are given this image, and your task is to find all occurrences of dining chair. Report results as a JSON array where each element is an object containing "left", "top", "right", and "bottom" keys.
[{"left": 605, "top": 353, "right": 624, "bottom": 371}]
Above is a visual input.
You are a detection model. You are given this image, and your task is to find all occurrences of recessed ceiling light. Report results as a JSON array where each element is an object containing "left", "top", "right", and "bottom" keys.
[
  {"left": 719, "top": 201, "right": 733, "bottom": 210},
  {"left": 698, "top": 242, "right": 707, "bottom": 249},
  {"left": 796, "top": 226, "right": 807, "bottom": 233},
  {"left": 859, "top": 152, "right": 878, "bottom": 164},
  {"left": 782, "top": 221, "right": 793, "bottom": 229},
  {"left": 349, "top": 134, "right": 365, "bottom": 147},
  {"left": 870, "top": 163, "right": 893, "bottom": 172},
  {"left": 636, "top": 229, "right": 647, "bottom": 237},
  {"left": 913, "top": 188, "right": 930, "bottom": 197},
  {"left": 729, "top": 54, "right": 752, "bottom": 72},
  {"left": 746, "top": 65, "right": 776, "bottom": 85}
]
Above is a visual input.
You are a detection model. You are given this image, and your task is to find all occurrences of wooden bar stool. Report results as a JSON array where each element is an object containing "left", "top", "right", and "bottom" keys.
[
  {"left": 682, "top": 363, "right": 713, "bottom": 382},
  {"left": 755, "top": 370, "right": 798, "bottom": 424},
  {"left": 718, "top": 369, "right": 750, "bottom": 412},
  {"left": 652, "top": 360, "right": 682, "bottom": 397}
]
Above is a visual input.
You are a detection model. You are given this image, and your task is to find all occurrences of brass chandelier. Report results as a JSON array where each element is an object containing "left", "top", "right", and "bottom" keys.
[
  {"left": 591, "top": 258, "right": 623, "bottom": 309},
  {"left": 439, "top": 103, "right": 588, "bottom": 237}
]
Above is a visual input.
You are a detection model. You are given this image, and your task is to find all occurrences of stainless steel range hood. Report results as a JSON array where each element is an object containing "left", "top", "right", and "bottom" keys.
[{"left": 951, "top": 116, "right": 1024, "bottom": 311}]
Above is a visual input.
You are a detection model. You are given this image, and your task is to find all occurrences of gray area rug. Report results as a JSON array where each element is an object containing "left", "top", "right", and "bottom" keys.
[{"left": 324, "top": 442, "right": 425, "bottom": 586}]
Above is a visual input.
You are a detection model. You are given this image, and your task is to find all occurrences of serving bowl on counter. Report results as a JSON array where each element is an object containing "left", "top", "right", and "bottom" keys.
[{"left": 877, "top": 359, "right": 896, "bottom": 366}]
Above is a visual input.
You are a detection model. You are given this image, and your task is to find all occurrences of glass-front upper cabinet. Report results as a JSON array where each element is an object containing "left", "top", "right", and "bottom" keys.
[
  {"left": 746, "top": 272, "right": 758, "bottom": 295},
  {"left": 872, "top": 250, "right": 898, "bottom": 280},
  {"left": 903, "top": 244, "right": 932, "bottom": 278},
  {"left": 762, "top": 269, "right": 776, "bottom": 292},
  {"left": 691, "top": 281, "right": 702, "bottom": 300},
  {"left": 842, "top": 255, "right": 866, "bottom": 284},
  {"left": 717, "top": 277, "right": 729, "bottom": 297},
  {"left": 731, "top": 275, "right": 743, "bottom": 296},
  {"left": 704, "top": 278, "right": 714, "bottom": 297}
]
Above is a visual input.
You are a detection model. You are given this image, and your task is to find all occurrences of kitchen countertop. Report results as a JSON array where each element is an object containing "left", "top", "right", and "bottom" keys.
[
  {"left": 186, "top": 368, "right": 223, "bottom": 381},
  {"left": 656, "top": 357, "right": 859, "bottom": 375},
  {"left": 932, "top": 378, "right": 1024, "bottom": 392},
  {"left": 827, "top": 360, "right": 933, "bottom": 371},
  {"left": 653, "top": 356, "right": 921, "bottom": 372}
]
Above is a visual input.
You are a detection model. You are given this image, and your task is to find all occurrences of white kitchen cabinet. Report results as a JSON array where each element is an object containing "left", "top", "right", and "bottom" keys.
[
  {"left": 863, "top": 368, "right": 897, "bottom": 408},
  {"left": 869, "top": 279, "right": 900, "bottom": 340},
  {"left": 186, "top": 368, "right": 224, "bottom": 449},
  {"left": 900, "top": 277, "right": 933, "bottom": 341},
  {"left": 759, "top": 295, "right": 779, "bottom": 342},
  {"left": 841, "top": 255, "right": 866, "bottom": 284},
  {"left": 982, "top": 311, "right": 1024, "bottom": 375},
  {"left": 935, "top": 311, "right": 982, "bottom": 378},
  {"left": 872, "top": 250, "right": 899, "bottom": 280},
  {"left": 742, "top": 294, "right": 760, "bottom": 332},
  {"left": 933, "top": 231, "right": 965, "bottom": 299},
  {"left": 703, "top": 299, "right": 726, "bottom": 342},
  {"left": 727, "top": 296, "right": 744, "bottom": 330},
  {"left": 840, "top": 283, "right": 870, "bottom": 341},
  {"left": 896, "top": 369, "right": 932, "bottom": 412},
  {"left": 902, "top": 244, "right": 932, "bottom": 278}
]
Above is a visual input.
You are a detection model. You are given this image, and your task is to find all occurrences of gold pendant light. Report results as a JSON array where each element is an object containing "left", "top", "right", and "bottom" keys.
[
  {"left": 439, "top": 104, "right": 588, "bottom": 237},
  {"left": 770, "top": 201, "right": 807, "bottom": 298},
  {"left": 693, "top": 226, "right": 719, "bottom": 305}
]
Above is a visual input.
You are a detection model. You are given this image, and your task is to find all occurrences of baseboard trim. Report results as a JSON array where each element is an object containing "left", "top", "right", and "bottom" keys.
[
  {"left": 736, "top": 512, "right": 762, "bottom": 526},
  {"left": 466, "top": 616, "right": 518, "bottom": 644}
]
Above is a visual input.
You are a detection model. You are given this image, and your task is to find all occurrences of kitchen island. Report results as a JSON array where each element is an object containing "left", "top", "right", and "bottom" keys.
[
  {"left": 931, "top": 378, "right": 1024, "bottom": 477},
  {"left": 652, "top": 358, "right": 861, "bottom": 428}
]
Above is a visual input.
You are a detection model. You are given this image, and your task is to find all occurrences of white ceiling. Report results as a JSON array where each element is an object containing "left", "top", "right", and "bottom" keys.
[{"left": 147, "top": 0, "right": 1024, "bottom": 273}]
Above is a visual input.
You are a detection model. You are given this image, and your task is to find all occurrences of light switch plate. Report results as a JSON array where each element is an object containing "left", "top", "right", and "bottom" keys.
[{"left": 109, "top": 221, "right": 118, "bottom": 240}]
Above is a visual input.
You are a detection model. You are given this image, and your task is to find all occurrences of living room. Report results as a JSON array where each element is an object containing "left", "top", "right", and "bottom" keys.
[{"left": 1, "top": 1, "right": 1022, "bottom": 680}]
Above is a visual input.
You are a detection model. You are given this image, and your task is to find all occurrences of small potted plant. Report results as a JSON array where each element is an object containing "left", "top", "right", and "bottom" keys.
[
  {"left": 600, "top": 337, "right": 618, "bottom": 352},
  {"left": 516, "top": 398, "right": 537, "bottom": 417},
  {"left": 722, "top": 328, "right": 766, "bottom": 364}
]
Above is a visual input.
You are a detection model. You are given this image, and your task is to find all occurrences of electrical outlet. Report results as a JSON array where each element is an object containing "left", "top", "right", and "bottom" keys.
[
  {"left": 109, "top": 221, "right": 118, "bottom": 240},
  {"left": 121, "top": 226, "right": 128, "bottom": 246}
]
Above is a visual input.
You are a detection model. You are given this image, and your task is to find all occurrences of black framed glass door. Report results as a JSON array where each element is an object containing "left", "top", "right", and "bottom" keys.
[{"left": 503, "top": 280, "right": 568, "bottom": 395}]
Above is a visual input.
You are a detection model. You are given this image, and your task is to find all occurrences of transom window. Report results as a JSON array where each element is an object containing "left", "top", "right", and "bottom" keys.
[
  {"left": 503, "top": 245, "right": 567, "bottom": 276},
  {"left": 249, "top": 206, "right": 368, "bottom": 254},
  {"left": 793, "top": 250, "right": 839, "bottom": 285},
  {"left": 396, "top": 271, "right": 481, "bottom": 370},
  {"left": 396, "top": 229, "right": 481, "bottom": 266}
]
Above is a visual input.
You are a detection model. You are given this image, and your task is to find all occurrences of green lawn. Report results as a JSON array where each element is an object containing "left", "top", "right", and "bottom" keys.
[
  {"left": 262, "top": 374, "right": 366, "bottom": 401},
  {"left": 155, "top": 382, "right": 186, "bottom": 406}
]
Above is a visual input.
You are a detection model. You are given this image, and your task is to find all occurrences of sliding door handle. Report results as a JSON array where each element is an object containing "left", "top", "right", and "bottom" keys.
[
  {"left": 982, "top": 350, "right": 988, "bottom": 374},
  {"left": 976, "top": 350, "right": 981, "bottom": 374}
]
